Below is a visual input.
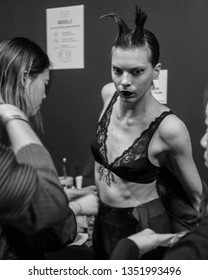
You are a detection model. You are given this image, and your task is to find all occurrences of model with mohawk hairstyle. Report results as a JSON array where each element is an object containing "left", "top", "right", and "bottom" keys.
[{"left": 91, "top": 6, "right": 202, "bottom": 259}]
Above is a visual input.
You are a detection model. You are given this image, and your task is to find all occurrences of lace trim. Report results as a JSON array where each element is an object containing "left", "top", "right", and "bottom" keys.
[
  {"left": 97, "top": 91, "right": 118, "bottom": 163},
  {"left": 96, "top": 91, "right": 172, "bottom": 185}
]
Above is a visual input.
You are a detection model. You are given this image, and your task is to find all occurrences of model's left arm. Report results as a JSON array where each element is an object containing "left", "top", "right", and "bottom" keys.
[{"left": 160, "top": 116, "right": 202, "bottom": 211}]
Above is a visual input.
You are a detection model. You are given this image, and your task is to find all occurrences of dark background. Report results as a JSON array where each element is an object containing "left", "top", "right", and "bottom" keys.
[{"left": 0, "top": 0, "right": 208, "bottom": 183}]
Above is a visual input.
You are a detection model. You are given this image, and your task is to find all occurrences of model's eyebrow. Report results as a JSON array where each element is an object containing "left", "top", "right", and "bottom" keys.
[
  {"left": 112, "top": 65, "right": 145, "bottom": 71},
  {"left": 128, "top": 67, "right": 145, "bottom": 71}
]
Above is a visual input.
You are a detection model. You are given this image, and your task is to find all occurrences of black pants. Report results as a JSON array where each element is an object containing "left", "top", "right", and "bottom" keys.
[{"left": 93, "top": 199, "right": 171, "bottom": 260}]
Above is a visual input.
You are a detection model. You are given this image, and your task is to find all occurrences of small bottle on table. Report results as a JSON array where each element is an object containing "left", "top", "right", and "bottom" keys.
[{"left": 62, "top": 157, "right": 68, "bottom": 179}]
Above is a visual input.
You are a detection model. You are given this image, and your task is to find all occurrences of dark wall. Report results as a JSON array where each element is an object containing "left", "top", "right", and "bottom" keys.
[{"left": 0, "top": 0, "right": 208, "bottom": 182}]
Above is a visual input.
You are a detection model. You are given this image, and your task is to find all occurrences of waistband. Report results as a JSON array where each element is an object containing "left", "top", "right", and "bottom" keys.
[
  {"left": 99, "top": 200, "right": 134, "bottom": 215},
  {"left": 99, "top": 198, "right": 163, "bottom": 216}
]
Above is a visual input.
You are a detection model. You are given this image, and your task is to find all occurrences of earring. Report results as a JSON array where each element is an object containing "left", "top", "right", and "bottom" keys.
[{"left": 154, "top": 74, "right": 159, "bottom": 80}]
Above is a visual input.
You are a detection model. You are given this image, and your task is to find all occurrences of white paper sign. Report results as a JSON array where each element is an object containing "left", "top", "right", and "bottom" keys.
[
  {"left": 46, "top": 5, "right": 84, "bottom": 69},
  {"left": 151, "top": 69, "right": 168, "bottom": 104}
]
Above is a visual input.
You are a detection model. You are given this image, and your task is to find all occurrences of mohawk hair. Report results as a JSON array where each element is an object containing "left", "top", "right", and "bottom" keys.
[
  {"left": 100, "top": 13, "right": 130, "bottom": 47},
  {"left": 132, "top": 6, "right": 147, "bottom": 45},
  {"left": 100, "top": 6, "right": 160, "bottom": 66},
  {"left": 100, "top": 6, "right": 147, "bottom": 48}
]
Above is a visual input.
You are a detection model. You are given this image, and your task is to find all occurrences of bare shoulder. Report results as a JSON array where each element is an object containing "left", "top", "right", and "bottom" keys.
[
  {"left": 159, "top": 113, "right": 191, "bottom": 150},
  {"left": 101, "top": 82, "right": 116, "bottom": 105}
]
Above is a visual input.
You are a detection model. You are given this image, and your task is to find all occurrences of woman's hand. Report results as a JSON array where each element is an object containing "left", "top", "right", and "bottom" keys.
[
  {"left": 80, "top": 185, "right": 98, "bottom": 195},
  {"left": 69, "top": 193, "right": 99, "bottom": 216},
  {"left": 64, "top": 185, "right": 98, "bottom": 201},
  {"left": 0, "top": 104, "right": 26, "bottom": 122},
  {"left": 127, "top": 228, "right": 176, "bottom": 255}
]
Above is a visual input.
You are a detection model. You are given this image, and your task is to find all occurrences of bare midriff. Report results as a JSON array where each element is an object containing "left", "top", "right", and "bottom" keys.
[{"left": 95, "top": 161, "right": 159, "bottom": 208}]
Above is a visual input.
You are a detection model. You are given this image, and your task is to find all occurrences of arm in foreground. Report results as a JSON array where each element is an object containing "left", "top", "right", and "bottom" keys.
[
  {"left": 0, "top": 104, "right": 76, "bottom": 235},
  {"left": 110, "top": 229, "right": 185, "bottom": 260}
]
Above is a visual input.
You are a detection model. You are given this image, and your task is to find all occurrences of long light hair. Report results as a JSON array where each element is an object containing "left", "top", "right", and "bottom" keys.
[{"left": 0, "top": 37, "right": 50, "bottom": 132}]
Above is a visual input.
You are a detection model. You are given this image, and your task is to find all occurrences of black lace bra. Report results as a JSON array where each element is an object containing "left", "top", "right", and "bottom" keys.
[{"left": 91, "top": 91, "right": 174, "bottom": 185}]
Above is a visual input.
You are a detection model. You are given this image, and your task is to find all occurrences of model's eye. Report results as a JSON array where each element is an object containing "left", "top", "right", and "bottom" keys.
[
  {"left": 131, "top": 69, "right": 144, "bottom": 76},
  {"left": 113, "top": 67, "right": 122, "bottom": 75}
]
